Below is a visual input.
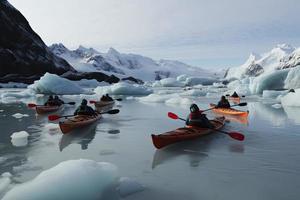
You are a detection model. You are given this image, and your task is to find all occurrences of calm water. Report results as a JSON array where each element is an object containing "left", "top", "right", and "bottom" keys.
[{"left": 1, "top": 94, "right": 300, "bottom": 200}]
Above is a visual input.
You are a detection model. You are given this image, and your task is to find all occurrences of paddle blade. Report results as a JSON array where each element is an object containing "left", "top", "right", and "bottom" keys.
[
  {"left": 67, "top": 102, "right": 76, "bottom": 105},
  {"left": 241, "top": 95, "right": 246, "bottom": 98},
  {"left": 89, "top": 100, "right": 97, "bottom": 104},
  {"left": 27, "top": 103, "right": 37, "bottom": 108},
  {"left": 104, "top": 109, "right": 120, "bottom": 114},
  {"left": 168, "top": 112, "right": 179, "bottom": 120},
  {"left": 228, "top": 132, "right": 245, "bottom": 141},
  {"left": 115, "top": 98, "right": 122, "bottom": 101},
  {"left": 238, "top": 102, "right": 247, "bottom": 106},
  {"left": 225, "top": 94, "right": 230, "bottom": 96},
  {"left": 48, "top": 115, "right": 60, "bottom": 121}
]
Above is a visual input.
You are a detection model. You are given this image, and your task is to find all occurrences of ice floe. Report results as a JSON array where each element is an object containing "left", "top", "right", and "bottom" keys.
[
  {"left": 118, "top": 177, "right": 144, "bottom": 197},
  {"left": 2, "top": 160, "right": 118, "bottom": 200},
  {"left": 10, "top": 131, "right": 29, "bottom": 147},
  {"left": 94, "top": 82, "right": 152, "bottom": 96},
  {"left": 12, "top": 113, "right": 29, "bottom": 119},
  {"left": 281, "top": 89, "right": 300, "bottom": 107},
  {"left": 29, "top": 73, "right": 87, "bottom": 95}
]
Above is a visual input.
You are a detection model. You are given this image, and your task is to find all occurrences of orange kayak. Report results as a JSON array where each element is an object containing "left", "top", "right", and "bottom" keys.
[
  {"left": 59, "top": 114, "right": 101, "bottom": 134},
  {"left": 228, "top": 96, "right": 241, "bottom": 103},
  {"left": 151, "top": 117, "right": 225, "bottom": 149},
  {"left": 36, "top": 105, "right": 61, "bottom": 114},
  {"left": 210, "top": 103, "right": 249, "bottom": 117}
]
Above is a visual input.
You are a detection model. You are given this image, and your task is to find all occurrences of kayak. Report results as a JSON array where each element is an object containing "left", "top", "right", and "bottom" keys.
[
  {"left": 94, "top": 100, "right": 115, "bottom": 112},
  {"left": 228, "top": 96, "right": 241, "bottom": 103},
  {"left": 151, "top": 117, "right": 225, "bottom": 149},
  {"left": 59, "top": 114, "right": 101, "bottom": 134},
  {"left": 36, "top": 105, "right": 61, "bottom": 114},
  {"left": 210, "top": 103, "right": 249, "bottom": 117}
]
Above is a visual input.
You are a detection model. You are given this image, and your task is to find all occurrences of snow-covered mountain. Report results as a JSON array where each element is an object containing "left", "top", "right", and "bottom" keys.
[
  {"left": 226, "top": 44, "right": 297, "bottom": 80},
  {"left": 50, "top": 43, "right": 212, "bottom": 81}
]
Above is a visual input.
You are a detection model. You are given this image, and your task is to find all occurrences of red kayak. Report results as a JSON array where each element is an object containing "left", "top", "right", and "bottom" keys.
[
  {"left": 36, "top": 105, "right": 61, "bottom": 114},
  {"left": 151, "top": 117, "right": 225, "bottom": 149}
]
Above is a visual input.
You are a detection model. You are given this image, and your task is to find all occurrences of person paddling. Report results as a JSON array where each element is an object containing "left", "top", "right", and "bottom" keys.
[
  {"left": 74, "top": 99, "right": 97, "bottom": 116},
  {"left": 53, "top": 95, "right": 65, "bottom": 106},
  {"left": 231, "top": 91, "right": 239, "bottom": 98},
  {"left": 44, "top": 95, "right": 55, "bottom": 106},
  {"left": 216, "top": 96, "right": 231, "bottom": 108},
  {"left": 186, "top": 104, "right": 214, "bottom": 128}
]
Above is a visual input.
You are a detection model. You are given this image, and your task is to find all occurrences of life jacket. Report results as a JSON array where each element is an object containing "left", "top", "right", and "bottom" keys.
[{"left": 189, "top": 111, "right": 203, "bottom": 120}]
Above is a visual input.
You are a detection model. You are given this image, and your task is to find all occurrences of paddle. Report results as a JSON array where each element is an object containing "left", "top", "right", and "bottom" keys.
[
  {"left": 226, "top": 94, "right": 246, "bottom": 98},
  {"left": 28, "top": 102, "right": 76, "bottom": 108},
  {"left": 167, "top": 112, "right": 245, "bottom": 141},
  {"left": 201, "top": 102, "right": 247, "bottom": 113},
  {"left": 89, "top": 98, "right": 122, "bottom": 104},
  {"left": 48, "top": 109, "right": 120, "bottom": 121}
]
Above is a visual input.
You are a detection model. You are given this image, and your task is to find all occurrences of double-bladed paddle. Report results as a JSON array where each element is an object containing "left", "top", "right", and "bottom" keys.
[
  {"left": 28, "top": 102, "right": 76, "bottom": 108},
  {"left": 167, "top": 112, "right": 245, "bottom": 141}
]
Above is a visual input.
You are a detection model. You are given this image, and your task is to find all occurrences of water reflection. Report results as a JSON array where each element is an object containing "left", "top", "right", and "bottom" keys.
[
  {"left": 59, "top": 124, "right": 97, "bottom": 151},
  {"left": 283, "top": 106, "right": 300, "bottom": 125},
  {"left": 151, "top": 136, "right": 218, "bottom": 169}
]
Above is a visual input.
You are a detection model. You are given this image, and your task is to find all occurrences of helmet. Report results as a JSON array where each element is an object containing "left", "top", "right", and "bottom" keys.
[
  {"left": 49, "top": 95, "right": 53, "bottom": 100},
  {"left": 190, "top": 104, "right": 199, "bottom": 113},
  {"left": 221, "top": 96, "right": 226, "bottom": 100},
  {"left": 81, "top": 99, "right": 88, "bottom": 105}
]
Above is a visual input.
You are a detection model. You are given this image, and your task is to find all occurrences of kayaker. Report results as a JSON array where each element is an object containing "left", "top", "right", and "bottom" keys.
[
  {"left": 186, "top": 104, "right": 214, "bottom": 128},
  {"left": 106, "top": 94, "right": 113, "bottom": 101},
  {"left": 53, "top": 95, "right": 65, "bottom": 106},
  {"left": 231, "top": 91, "right": 239, "bottom": 97},
  {"left": 44, "top": 95, "right": 55, "bottom": 106},
  {"left": 216, "top": 96, "right": 231, "bottom": 108},
  {"left": 74, "top": 99, "right": 97, "bottom": 116}
]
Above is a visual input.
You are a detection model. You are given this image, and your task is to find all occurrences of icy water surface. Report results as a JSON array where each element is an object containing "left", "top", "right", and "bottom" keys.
[{"left": 1, "top": 94, "right": 300, "bottom": 199}]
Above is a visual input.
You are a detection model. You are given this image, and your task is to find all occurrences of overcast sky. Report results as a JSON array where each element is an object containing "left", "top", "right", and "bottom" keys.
[{"left": 9, "top": 0, "right": 300, "bottom": 69}]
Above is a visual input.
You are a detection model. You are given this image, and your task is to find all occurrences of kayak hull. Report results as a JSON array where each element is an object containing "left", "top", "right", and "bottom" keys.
[
  {"left": 36, "top": 105, "right": 61, "bottom": 114},
  {"left": 210, "top": 103, "right": 249, "bottom": 117},
  {"left": 151, "top": 117, "right": 225, "bottom": 149},
  {"left": 59, "top": 115, "right": 101, "bottom": 134},
  {"left": 95, "top": 101, "right": 115, "bottom": 112}
]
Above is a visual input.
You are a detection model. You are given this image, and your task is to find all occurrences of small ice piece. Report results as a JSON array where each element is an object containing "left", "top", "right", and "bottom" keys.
[
  {"left": 44, "top": 123, "right": 59, "bottom": 134},
  {"left": 118, "top": 177, "right": 145, "bottom": 197},
  {"left": 0, "top": 110, "right": 4, "bottom": 112},
  {"left": 12, "top": 113, "right": 29, "bottom": 119},
  {"left": 272, "top": 104, "right": 282, "bottom": 109},
  {"left": 10, "top": 131, "right": 29, "bottom": 147},
  {"left": 159, "top": 78, "right": 184, "bottom": 87},
  {"left": 2, "top": 159, "right": 118, "bottom": 200}
]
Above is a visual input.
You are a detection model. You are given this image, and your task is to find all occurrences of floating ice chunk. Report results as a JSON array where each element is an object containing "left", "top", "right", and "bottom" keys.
[
  {"left": 262, "top": 90, "right": 288, "bottom": 99},
  {"left": 281, "top": 89, "right": 300, "bottom": 107},
  {"left": 118, "top": 177, "right": 144, "bottom": 197},
  {"left": 272, "top": 104, "right": 282, "bottom": 109},
  {"left": 284, "top": 65, "right": 300, "bottom": 89},
  {"left": 184, "top": 77, "right": 217, "bottom": 86},
  {"left": 12, "top": 113, "right": 29, "bottom": 119},
  {"left": 75, "top": 79, "right": 109, "bottom": 88},
  {"left": 176, "top": 74, "right": 188, "bottom": 82},
  {"left": 138, "top": 94, "right": 171, "bottom": 103},
  {"left": 10, "top": 131, "right": 29, "bottom": 147},
  {"left": 249, "top": 69, "right": 289, "bottom": 94},
  {"left": 94, "top": 82, "right": 152, "bottom": 95},
  {"left": 0, "top": 173, "right": 12, "bottom": 195},
  {"left": 0, "top": 110, "right": 3, "bottom": 112},
  {"left": 165, "top": 97, "right": 193, "bottom": 105},
  {"left": 2, "top": 160, "right": 118, "bottom": 200},
  {"left": 159, "top": 78, "right": 184, "bottom": 87},
  {"left": 28, "top": 73, "right": 86, "bottom": 95},
  {"left": 181, "top": 89, "right": 206, "bottom": 97}
]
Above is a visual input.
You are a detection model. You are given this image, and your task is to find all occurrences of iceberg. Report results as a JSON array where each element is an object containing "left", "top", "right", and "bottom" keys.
[
  {"left": 284, "top": 65, "right": 300, "bottom": 89},
  {"left": 10, "top": 131, "right": 29, "bottom": 147},
  {"left": 29, "top": 73, "right": 86, "bottom": 95},
  {"left": 2, "top": 160, "right": 118, "bottom": 200},
  {"left": 94, "top": 82, "right": 152, "bottom": 96}
]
